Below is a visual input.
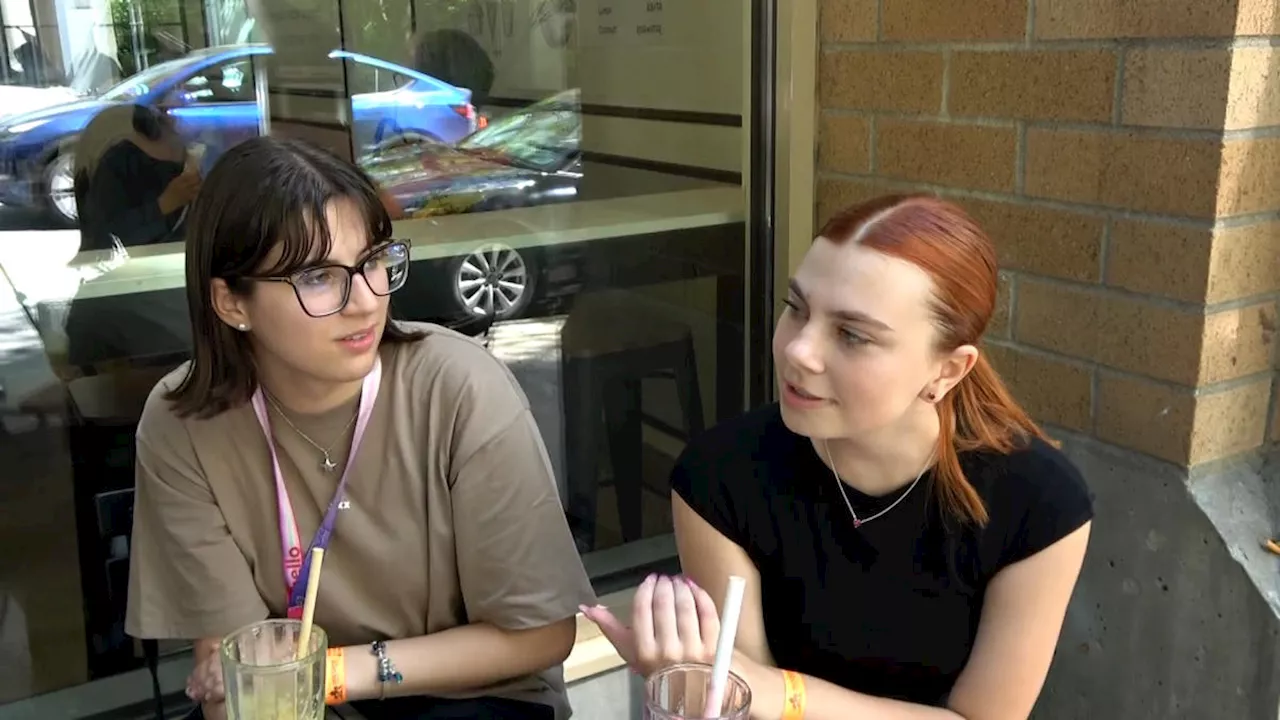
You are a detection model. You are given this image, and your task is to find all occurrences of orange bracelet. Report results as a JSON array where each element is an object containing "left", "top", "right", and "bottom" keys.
[
  {"left": 324, "top": 647, "right": 347, "bottom": 706},
  {"left": 781, "top": 669, "right": 806, "bottom": 720}
]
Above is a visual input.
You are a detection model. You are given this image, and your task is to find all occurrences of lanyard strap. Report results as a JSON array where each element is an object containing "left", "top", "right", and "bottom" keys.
[{"left": 250, "top": 357, "right": 382, "bottom": 613}]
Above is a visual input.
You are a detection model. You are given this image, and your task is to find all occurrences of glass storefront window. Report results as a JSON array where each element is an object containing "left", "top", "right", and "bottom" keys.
[{"left": 0, "top": 0, "right": 770, "bottom": 715}]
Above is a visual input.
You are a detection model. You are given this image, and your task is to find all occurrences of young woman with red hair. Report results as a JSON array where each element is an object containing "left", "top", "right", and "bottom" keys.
[{"left": 585, "top": 194, "right": 1093, "bottom": 719}]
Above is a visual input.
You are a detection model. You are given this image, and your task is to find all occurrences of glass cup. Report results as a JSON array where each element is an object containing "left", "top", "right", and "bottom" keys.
[
  {"left": 220, "top": 619, "right": 327, "bottom": 720},
  {"left": 644, "top": 662, "right": 752, "bottom": 720}
]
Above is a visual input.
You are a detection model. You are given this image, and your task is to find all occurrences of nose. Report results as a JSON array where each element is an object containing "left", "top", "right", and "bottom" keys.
[
  {"left": 343, "top": 270, "right": 381, "bottom": 314},
  {"left": 783, "top": 322, "right": 824, "bottom": 374}
]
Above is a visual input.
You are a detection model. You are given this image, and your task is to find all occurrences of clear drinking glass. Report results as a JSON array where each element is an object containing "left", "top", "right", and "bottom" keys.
[
  {"left": 220, "top": 619, "right": 327, "bottom": 720},
  {"left": 644, "top": 662, "right": 752, "bottom": 720}
]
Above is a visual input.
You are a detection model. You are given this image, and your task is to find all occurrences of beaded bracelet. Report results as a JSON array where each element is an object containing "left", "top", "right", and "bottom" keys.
[{"left": 371, "top": 640, "right": 403, "bottom": 699}]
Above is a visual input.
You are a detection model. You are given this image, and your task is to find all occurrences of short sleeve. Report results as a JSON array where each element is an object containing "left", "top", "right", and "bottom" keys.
[
  {"left": 669, "top": 425, "right": 757, "bottom": 553},
  {"left": 999, "top": 441, "right": 1095, "bottom": 567},
  {"left": 446, "top": 349, "right": 595, "bottom": 630},
  {"left": 126, "top": 389, "right": 268, "bottom": 640}
]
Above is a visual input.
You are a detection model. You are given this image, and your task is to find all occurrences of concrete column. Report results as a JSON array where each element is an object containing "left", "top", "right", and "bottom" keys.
[{"left": 814, "top": 0, "right": 1280, "bottom": 717}]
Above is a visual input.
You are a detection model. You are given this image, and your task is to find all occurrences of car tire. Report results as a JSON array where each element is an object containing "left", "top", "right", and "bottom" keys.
[
  {"left": 41, "top": 150, "right": 78, "bottom": 227},
  {"left": 448, "top": 243, "right": 537, "bottom": 321}
]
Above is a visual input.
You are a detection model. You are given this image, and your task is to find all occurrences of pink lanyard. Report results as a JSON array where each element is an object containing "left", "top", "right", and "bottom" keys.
[{"left": 249, "top": 358, "right": 382, "bottom": 617}]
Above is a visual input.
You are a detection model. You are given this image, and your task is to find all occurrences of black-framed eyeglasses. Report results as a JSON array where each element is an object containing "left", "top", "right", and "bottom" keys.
[{"left": 245, "top": 241, "right": 410, "bottom": 318}]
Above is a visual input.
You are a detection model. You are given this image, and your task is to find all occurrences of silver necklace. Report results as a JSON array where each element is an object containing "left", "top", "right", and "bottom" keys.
[
  {"left": 263, "top": 391, "right": 359, "bottom": 473},
  {"left": 821, "top": 440, "right": 933, "bottom": 529}
]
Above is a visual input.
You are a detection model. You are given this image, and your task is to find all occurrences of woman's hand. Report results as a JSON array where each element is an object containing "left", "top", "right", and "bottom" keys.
[
  {"left": 185, "top": 645, "right": 225, "bottom": 706},
  {"left": 158, "top": 167, "right": 202, "bottom": 215},
  {"left": 580, "top": 574, "right": 721, "bottom": 678}
]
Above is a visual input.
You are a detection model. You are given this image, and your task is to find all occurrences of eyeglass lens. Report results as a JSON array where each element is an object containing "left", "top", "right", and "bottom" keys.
[{"left": 293, "top": 243, "right": 409, "bottom": 316}]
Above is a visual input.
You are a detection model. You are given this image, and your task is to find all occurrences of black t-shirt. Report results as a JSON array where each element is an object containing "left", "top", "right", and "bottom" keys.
[{"left": 671, "top": 404, "right": 1093, "bottom": 707}]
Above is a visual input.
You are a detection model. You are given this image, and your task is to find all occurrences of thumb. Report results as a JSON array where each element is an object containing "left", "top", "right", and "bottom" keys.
[{"left": 580, "top": 604, "right": 635, "bottom": 663}]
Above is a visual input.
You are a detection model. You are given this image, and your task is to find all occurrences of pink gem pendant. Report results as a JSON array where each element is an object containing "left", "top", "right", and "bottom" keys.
[{"left": 852, "top": 518, "right": 863, "bottom": 528}]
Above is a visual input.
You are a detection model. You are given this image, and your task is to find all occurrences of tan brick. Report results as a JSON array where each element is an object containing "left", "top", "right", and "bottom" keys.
[
  {"left": 882, "top": 0, "right": 1027, "bottom": 41},
  {"left": 1189, "top": 378, "right": 1271, "bottom": 464},
  {"left": 1035, "top": 0, "right": 1242, "bottom": 40},
  {"left": 950, "top": 50, "right": 1116, "bottom": 123},
  {"left": 1200, "top": 302, "right": 1277, "bottom": 384},
  {"left": 1109, "top": 220, "right": 1280, "bottom": 304},
  {"left": 1093, "top": 294, "right": 1205, "bottom": 384},
  {"left": 877, "top": 120, "right": 1017, "bottom": 192},
  {"left": 820, "top": 0, "right": 878, "bottom": 42},
  {"left": 1225, "top": 48, "right": 1280, "bottom": 130},
  {"left": 1122, "top": 49, "right": 1231, "bottom": 129},
  {"left": 1121, "top": 47, "right": 1280, "bottom": 131},
  {"left": 1013, "top": 281, "right": 1100, "bottom": 361},
  {"left": 819, "top": 51, "right": 944, "bottom": 114},
  {"left": 1105, "top": 220, "right": 1213, "bottom": 304},
  {"left": 984, "top": 343, "right": 1093, "bottom": 431},
  {"left": 1095, "top": 374, "right": 1195, "bottom": 464},
  {"left": 1207, "top": 221, "right": 1280, "bottom": 304},
  {"left": 1239, "top": 0, "right": 1280, "bottom": 35},
  {"left": 816, "top": 176, "right": 897, "bottom": 228},
  {"left": 818, "top": 113, "right": 871, "bottom": 173},
  {"left": 1219, "top": 137, "right": 1280, "bottom": 217},
  {"left": 989, "top": 272, "right": 1013, "bottom": 338},
  {"left": 1013, "top": 280, "right": 1205, "bottom": 384},
  {"left": 964, "top": 199, "right": 1103, "bottom": 282},
  {"left": 1024, "top": 128, "right": 1221, "bottom": 218},
  {"left": 1097, "top": 373, "right": 1269, "bottom": 465}
]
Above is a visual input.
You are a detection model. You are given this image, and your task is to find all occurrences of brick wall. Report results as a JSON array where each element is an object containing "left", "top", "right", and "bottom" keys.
[{"left": 816, "top": 0, "right": 1280, "bottom": 468}]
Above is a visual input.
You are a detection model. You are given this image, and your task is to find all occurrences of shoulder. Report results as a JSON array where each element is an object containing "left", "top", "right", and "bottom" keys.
[
  {"left": 136, "top": 362, "right": 196, "bottom": 447},
  {"left": 965, "top": 436, "right": 1091, "bottom": 510},
  {"left": 963, "top": 436, "right": 1094, "bottom": 565},
  {"left": 677, "top": 404, "right": 793, "bottom": 478},
  {"left": 384, "top": 320, "right": 528, "bottom": 419},
  {"left": 672, "top": 404, "right": 795, "bottom": 512}
]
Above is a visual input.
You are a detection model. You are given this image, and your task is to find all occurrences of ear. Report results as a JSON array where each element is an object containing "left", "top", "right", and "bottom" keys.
[
  {"left": 210, "top": 278, "right": 252, "bottom": 332},
  {"left": 923, "top": 344, "right": 979, "bottom": 403}
]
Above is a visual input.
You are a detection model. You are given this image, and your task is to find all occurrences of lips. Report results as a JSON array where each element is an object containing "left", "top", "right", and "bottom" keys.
[
  {"left": 339, "top": 326, "right": 376, "bottom": 342},
  {"left": 785, "top": 382, "right": 823, "bottom": 401}
]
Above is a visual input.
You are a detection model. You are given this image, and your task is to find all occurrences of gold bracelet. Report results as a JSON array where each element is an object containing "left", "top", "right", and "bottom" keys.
[
  {"left": 324, "top": 648, "right": 347, "bottom": 706},
  {"left": 780, "top": 669, "right": 806, "bottom": 720}
]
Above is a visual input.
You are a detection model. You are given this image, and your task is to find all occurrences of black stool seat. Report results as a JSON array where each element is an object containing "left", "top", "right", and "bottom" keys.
[{"left": 560, "top": 291, "right": 705, "bottom": 552}]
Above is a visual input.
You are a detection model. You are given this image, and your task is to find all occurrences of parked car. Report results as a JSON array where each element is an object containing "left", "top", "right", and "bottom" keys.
[
  {"left": 0, "top": 44, "right": 477, "bottom": 225},
  {"left": 364, "top": 89, "right": 584, "bottom": 320}
]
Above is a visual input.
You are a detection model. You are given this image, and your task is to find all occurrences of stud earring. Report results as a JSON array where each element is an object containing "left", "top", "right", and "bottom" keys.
[
  {"left": 237, "top": 323, "right": 248, "bottom": 331},
  {"left": 926, "top": 392, "right": 937, "bottom": 401}
]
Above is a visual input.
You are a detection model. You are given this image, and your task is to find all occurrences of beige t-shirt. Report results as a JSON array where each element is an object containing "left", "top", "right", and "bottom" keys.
[{"left": 125, "top": 323, "right": 595, "bottom": 718}]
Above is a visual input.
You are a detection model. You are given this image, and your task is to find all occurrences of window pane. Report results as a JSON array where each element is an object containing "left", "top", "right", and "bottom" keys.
[{"left": 0, "top": 0, "right": 767, "bottom": 714}]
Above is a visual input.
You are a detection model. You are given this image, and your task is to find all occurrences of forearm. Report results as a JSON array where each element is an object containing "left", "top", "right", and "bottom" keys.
[
  {"left": 733, "top": 653, "right": 965, "bottom": 720},
  {"left": 342, "top": 618, "right": 577, "bottom": 701}
]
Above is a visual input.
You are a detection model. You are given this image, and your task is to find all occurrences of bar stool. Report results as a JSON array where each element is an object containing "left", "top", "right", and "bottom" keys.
[{"left": 560, "top": 290, "right": 705, "bottom": 552}]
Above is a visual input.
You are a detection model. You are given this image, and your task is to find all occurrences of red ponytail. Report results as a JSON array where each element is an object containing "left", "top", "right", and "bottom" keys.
[{"left": 820, "top": 194, "right": 1051, "bottom": 526}]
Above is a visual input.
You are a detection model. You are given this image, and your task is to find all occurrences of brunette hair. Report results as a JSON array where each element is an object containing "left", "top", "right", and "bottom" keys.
[
  {"left": 166, "top": 136, "right": 423, "bottom": 419},
  {"left": 819, "top": 193, "right": 1053, "bottom": 526}
]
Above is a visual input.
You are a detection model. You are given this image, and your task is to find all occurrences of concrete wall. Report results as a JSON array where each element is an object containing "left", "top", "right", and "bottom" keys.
[{"left": 812, "top": 0, "right": 1280, "bottom": 716}]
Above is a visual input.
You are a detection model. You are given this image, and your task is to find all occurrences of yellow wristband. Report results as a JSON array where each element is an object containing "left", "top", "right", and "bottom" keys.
[
  {"left": 324, "top": 648, "right": 347, "bottom": 706},
  {"left": 781, "top": 669, "right": 806, "bottom": 720}
]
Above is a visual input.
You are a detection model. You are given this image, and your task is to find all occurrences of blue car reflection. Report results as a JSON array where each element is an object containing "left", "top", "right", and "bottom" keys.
[{"left": 0, "top": 44, "right": 477, "bottom": 225}]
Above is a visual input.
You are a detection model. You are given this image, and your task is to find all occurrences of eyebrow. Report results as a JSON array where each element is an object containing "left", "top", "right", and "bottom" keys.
[{"left": 788, "top": 278, "right": 894, "bottom": 331}]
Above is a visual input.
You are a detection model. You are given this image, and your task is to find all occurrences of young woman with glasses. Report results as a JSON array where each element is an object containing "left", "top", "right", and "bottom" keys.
[{"left": 126, "top": 136, "right": 592, "bottom": 720}]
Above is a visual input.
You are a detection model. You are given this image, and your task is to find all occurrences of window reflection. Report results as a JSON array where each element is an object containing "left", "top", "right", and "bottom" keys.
[{"left": 0, "top": 0, "right": 754, "bottom": 712}]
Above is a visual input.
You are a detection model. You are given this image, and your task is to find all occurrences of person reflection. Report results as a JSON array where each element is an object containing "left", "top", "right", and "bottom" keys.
[
  {"left": 410, "top": 29, "right": 495, "bottom": 109},
  {"left": 75, "top": 104, "right": 202, "bottom": 253}
]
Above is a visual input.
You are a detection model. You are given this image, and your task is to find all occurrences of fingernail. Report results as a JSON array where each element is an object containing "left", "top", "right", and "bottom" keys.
[
  {"left": 684, "top": 576, "right": 699, "bottom": 588},
  {"left": 645, "top": 573, "right": 657, "bottom": 583},
  {"left": 578, "top": 604, "right": 590, "bottom": 614}
]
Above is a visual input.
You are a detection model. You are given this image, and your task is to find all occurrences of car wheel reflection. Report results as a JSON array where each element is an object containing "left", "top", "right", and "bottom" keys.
[
  {"left": 44, "top": 151, "right": 77, "bottom": 225},
  {"left": 452, "top": 243, "right": 535, "bottom": 319}
]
